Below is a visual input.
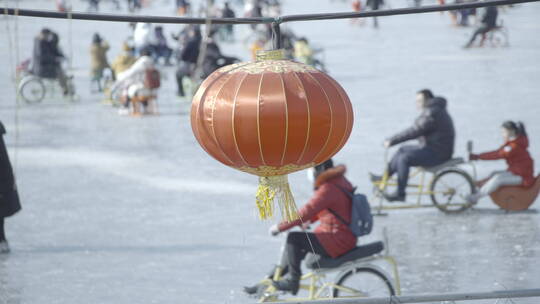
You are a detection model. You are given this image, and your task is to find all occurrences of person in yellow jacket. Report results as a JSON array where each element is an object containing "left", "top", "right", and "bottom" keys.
[
  {"left": 293, "top": 37, "right": 314, "bottom": 65},
  {"left": 90, "top": 33, "right": 110, "bottom": 92},
  {"left": 111, "top": 42, "right": 137, "bottom": 77},
  {"left": 250, "top": 37, "right": 266, "bottom": 61}
]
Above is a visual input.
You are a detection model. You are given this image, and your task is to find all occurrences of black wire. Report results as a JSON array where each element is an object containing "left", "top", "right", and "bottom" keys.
[
  {"left": 3, "top": 0, "right": 540, "bottom": 25},
  {"left": 3, "top": 8, "right": 271, "bottom": 24},
  {"left": 280, "top": 0, "right": 540, "bottom": 22}
]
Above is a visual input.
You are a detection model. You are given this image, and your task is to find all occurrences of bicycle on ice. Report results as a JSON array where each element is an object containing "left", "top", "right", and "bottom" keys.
[
  {"left": 250, "top": 235, "right": 401, "bottom": 302},
  {"left": 371, "top": 141, "right": 478, "bottom": 214},
  {"left": 16, "top": 58, "right": 77, "bottom": 104}
]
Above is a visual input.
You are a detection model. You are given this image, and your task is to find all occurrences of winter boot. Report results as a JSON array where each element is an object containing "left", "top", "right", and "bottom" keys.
[
  {"left": 244, "top": 265, "right": 288, "bottom": 295},
  {"left": 384, "top": 191, "right": 406, "bottom": 202},
  {"left": 272, "top": 277, "right": 300, "bottom": 295}
]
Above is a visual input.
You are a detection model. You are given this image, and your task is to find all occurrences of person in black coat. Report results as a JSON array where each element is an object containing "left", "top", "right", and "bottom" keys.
[
  {"left": 373, "top": 89, "right": 455, "bottom": 202},
  {"left": 221, "top": 2, "right": 236, "bottom": 42},
  {"left": 151, "top": 26, "right": 173, "bottom": 66},
  {"left": 32, "top": 28, "right": 70, "bottom": 95},
  {"left": 175, "top": 26, "right": 201, "bottom": 97},
  {"left": 200, "top": 40, "right": 239, "bottom": 79},
  {"left": 464, "top": 5, "right": 498, "bottom": 48},
  {"left": 0, "top": 121, "right": 21, "bottom": 253},
  {"left": 32, "top": 29, "right": 58, "bottom": 79}
]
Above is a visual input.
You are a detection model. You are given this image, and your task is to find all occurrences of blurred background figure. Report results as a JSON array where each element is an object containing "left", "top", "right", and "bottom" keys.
[
  {"left": 350, "top": 0, "right": 365, "bottom": 26},
  {"left": 352, "top": 0, "right": 362, "bottom": 13},
  {"left": 245, "top": 0, "right": 263, "bottom": 31},
  {"left": 111, "top": 42, "right": 136, "bottom": 80},
  {"left": 175, "top": 26, "right": 201, "bottom": 97},
  {"left": 250, "top": 36, "right": 266, "bottom": 61},
  {"left": 200, "top": 38, "right": 239, "bottom": 79},
  {"left": 112, "top": 48, "right": 159, "bottom": 115},
  {"left": 176, "top": 0, "right": 190, "bottom": 16},
  {"left": 464, "top": 5, "right": 498, "bottom": 48},
  {"left": 88, "top": 0, "right": 100, "bottom": 12},
  {"left": 32, "top": 28, "right": 70, "bottom": 96},
  {"left": 293, "top": 37, "right": 326, "bottom": 71},
  {"left": 280, "top": 27, "right": 297, "bottom": 59},
  {"left": 90, "top": 33, "right": 111, "bottom": 93},
  {"left": 464, "top": 6, "right": 499, "bottom": 48},
  {"left": 151, "top": 26, "right": 173, "bottom": 66},
  {"left": 367, "top": 0, "right": 384, "bottom": 28},
  {"left": 449, "top": 0, "right": 477, "bottom": 26},
  {"left": 55, "top": 0, "right": 71, "bottom": 12},
  {"left": 294, "top": 37, "right": 314, "bottom": 65},
  {"left": 133, "top": 23, "right": 155, "bottom": 56},
  {"left": 220, "top": 2, "right": 236, "bottom": 42},
  {"left": 127, "top": 0, "right": 141, "bottom": 12}
]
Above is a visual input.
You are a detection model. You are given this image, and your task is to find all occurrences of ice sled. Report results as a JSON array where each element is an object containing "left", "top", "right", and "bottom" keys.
[{"left": 489, "top": 175, "right": 540, "bottom": 211}]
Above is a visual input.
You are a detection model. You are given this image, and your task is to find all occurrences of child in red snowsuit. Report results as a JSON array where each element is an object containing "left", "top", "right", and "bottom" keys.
[{"left": 468, "top": 121, "right": 534, "bottom": 203}]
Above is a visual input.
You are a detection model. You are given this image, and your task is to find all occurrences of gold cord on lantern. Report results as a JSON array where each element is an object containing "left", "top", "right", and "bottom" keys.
[
  {"left": 255, "top": 175, "right": 299, "bottom": 221},
  {"left": 256, "top": 49, "right": 285, "bottom": 61}
]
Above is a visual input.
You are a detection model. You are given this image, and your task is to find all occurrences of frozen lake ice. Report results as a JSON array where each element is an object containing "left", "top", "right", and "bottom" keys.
[{"left": 0, "top": 0, "right": 540, "bottom": 303}]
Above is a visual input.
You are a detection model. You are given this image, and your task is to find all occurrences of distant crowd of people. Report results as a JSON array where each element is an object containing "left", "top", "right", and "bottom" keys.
[
  {"left": 28, "top": 0, "right": 508, "bottom": 117},
  {"left": 348, "top": 0, "right": 504, "bottom": 48}
]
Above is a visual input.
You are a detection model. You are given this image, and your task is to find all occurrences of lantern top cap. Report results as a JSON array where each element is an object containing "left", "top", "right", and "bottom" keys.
[
  {"left": 256, "top": 49, "right": 286, "bottom": 61},
  {"left": 217, "top": 59, "right": 319, "bottom": 75}
]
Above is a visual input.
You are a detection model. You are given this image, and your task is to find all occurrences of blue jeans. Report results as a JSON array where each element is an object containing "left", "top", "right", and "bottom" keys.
[{"left": 388, "top": 145, "right": 443, "bottom": 197}]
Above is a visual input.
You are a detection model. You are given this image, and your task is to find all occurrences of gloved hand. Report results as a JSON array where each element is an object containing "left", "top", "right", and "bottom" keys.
[
  {"left": 383, "top": 140, "right": 391, "bottom": 148},
  {"left": 269, "top": 224, "right": 280, "bottom": 236},
  {"left": 469, "top": 153, "right": 479, "bottom": 161}
]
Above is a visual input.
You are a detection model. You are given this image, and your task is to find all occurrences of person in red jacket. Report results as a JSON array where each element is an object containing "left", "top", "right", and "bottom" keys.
[
  {"left": 261, "top": 159, "right": 357, "bottom": 294},
  {"left": 467, "top": 121, "right": 534, "bottom": 204}
]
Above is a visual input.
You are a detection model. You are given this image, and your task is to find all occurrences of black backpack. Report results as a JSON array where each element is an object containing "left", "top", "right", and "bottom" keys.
[{"left": 328, "top": 184, "right": 373, "bottom": 237}]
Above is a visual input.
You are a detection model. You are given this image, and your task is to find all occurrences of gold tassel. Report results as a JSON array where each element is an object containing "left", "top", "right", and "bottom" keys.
[{"left": 255, "top": 175, "right": 299, "bottom": 221}]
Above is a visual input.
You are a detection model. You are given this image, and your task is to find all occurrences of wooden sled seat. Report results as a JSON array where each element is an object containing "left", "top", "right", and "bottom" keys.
[{"left": 490, "top": 175, "right": 540, "bottom": 211}]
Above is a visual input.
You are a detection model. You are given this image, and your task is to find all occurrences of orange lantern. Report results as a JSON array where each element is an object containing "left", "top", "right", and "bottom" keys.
[{"left": 191, "top": 50, "right": 353, "bottom": 221}]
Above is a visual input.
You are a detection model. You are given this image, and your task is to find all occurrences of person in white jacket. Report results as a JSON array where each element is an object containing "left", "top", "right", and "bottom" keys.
[
  {"left": 111, "top": 49, "right": 156, "bottom": 115},
  {"left": 133, "top": 23, "right": 156, "bottom": 56}
]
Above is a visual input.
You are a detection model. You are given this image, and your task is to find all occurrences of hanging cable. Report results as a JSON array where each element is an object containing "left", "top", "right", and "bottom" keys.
[
  {"left": 290, "top": 201, "right": 327, "bottom": 287},
  {"left": 2, "top": 0, "right": 20, "bottom": 175},
  {"left": 3, "top": 2, "right": 15, "bottom": 86},
  {"left": 1, "top": 0, "right": 538, "bottom": 25},
  {"left": 13, "top": 0, "right": 20, "bottom": 173}
]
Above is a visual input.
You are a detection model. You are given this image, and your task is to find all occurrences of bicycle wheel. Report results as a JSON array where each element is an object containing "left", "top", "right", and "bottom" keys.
[
  {"left": 333, "top": 267, "right": 395, "bottom": 298},
  {"left": 498, "top": 28, "right": 510, "bottom": 47},
  {"left": 430, "top": 169, "right": 475, "bottom": 213},
  {"left": 19, "top": 76, "right": 45, "bottom": 104}
]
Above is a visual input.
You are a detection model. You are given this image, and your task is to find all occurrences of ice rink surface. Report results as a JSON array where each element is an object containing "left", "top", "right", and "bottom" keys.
[{"left": 0, "top": 0, "right": 540, "bottom": 303}]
